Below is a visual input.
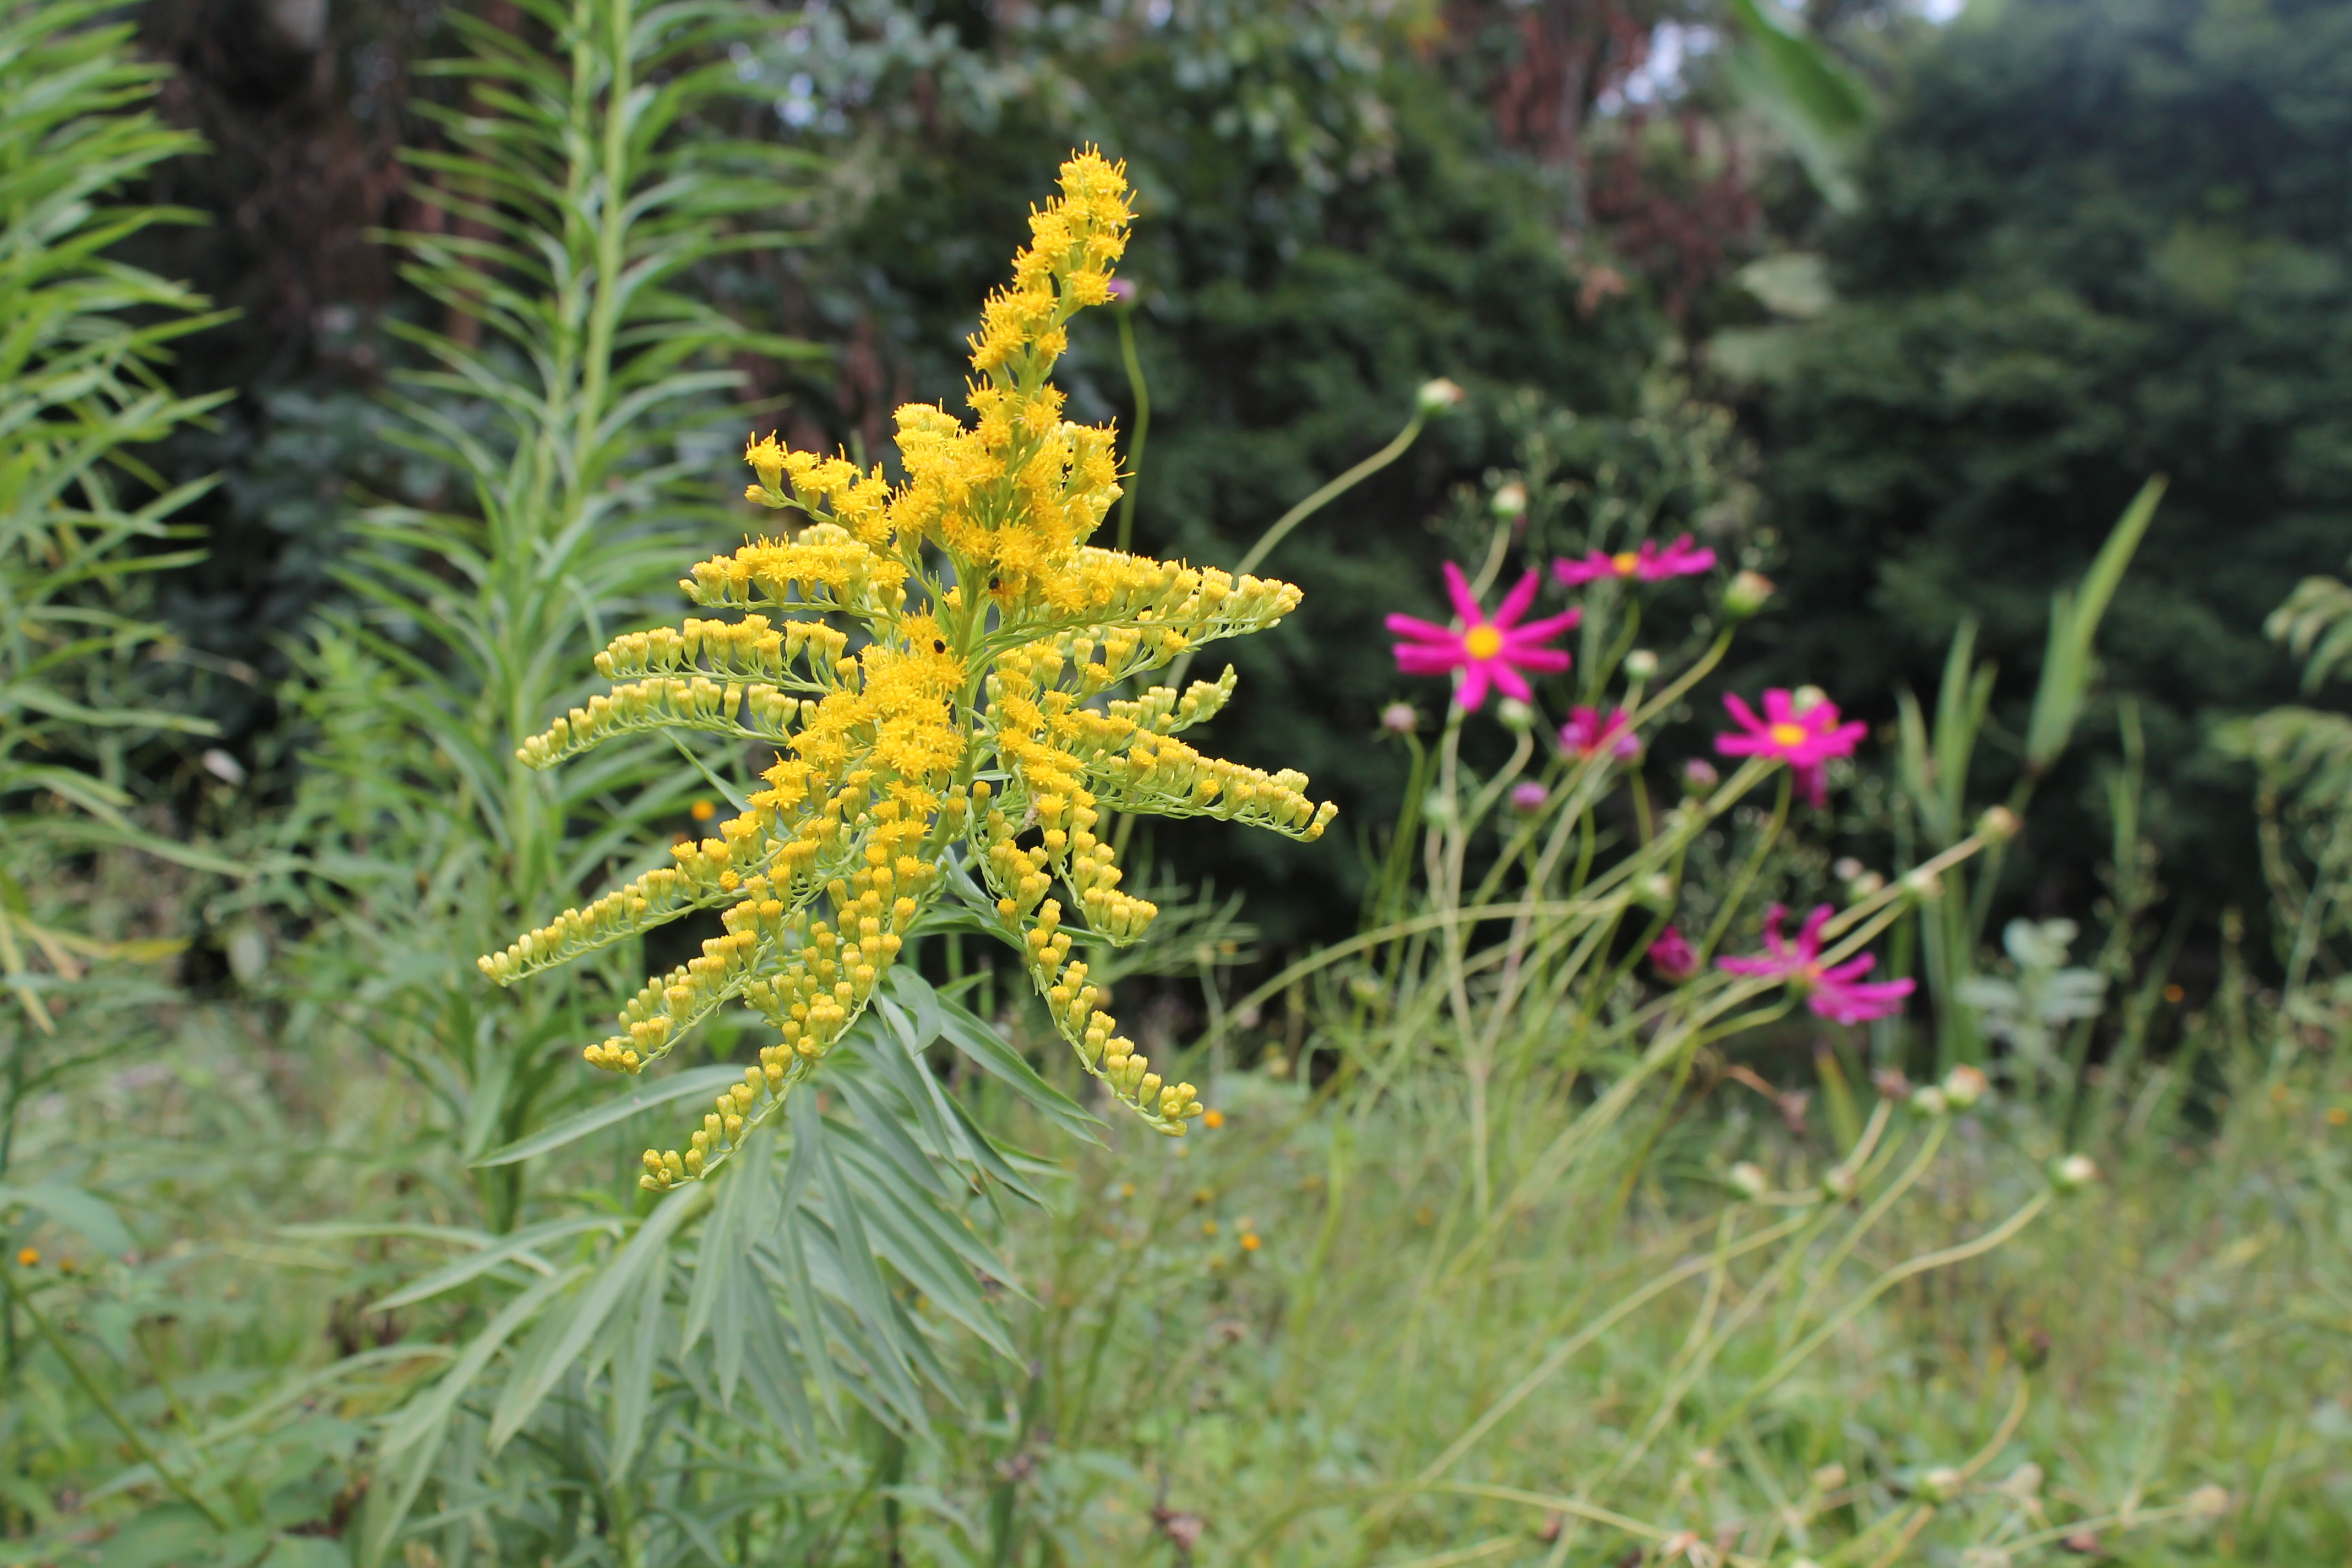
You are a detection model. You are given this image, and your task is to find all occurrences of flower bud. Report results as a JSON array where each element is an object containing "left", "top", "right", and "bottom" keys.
[
  {"left": 1723, "top": 569, "right": 1776, "bottom": 618},
  {"left": 1638, "top": 872, "right": 1676, "bottom": 908},
  {"left": 1910, "top": 1086, "right": 1949, "bottom": 1118},
  {"left": 2186, "top": 1484, "right": 2230, "bottom": 1520},
  {"left": 1495, "top": 698, "right": 1534, "bottom": 731},
  {"left": 1792, "top": 684, "right": 1828, "bottom": 715},
  {"left": 1871, "top": 1066, "right": 1912, "bottom": 1102},
  {"left": 1822, "top": 1163, "right": 1859, "bottom": 1199},
  {"left": 1380, "top": 701, "right": 1419, "bottom": 736},
  {"left": 1508, "top": 781, "right": 1549, "bottom": 814},
  {"left": 2051, "top": 1152, "right": 2098, "bottom": 1191},
  {"left": 1107, "top": 276, "right": 1139, "bottom": 305},
  {"left": 1415, "top": 377, "right": 1467, "bottom": 417},
  {"left": 1941, "top": 1064, "right": 1989, "bottom": 1109},
  {"left": 1681, "top": 758, "right": 1719, "bottom": 796},
  {"left": 1902, "top": 865, "right": 1943, "bottom": 902},
  {"left": 1810, "top": 1463, "right": 1847, "bottom": 1493},
  {"left": 1728, "top": 1161, "right": 1767, "bottom": 1201},
  {"left": 1919, "top": 1466, "right": 1963, "bottom": 1502},
  {"left": 1624, "top": 649, "right": 1659, "bottom": 681},
  {"left": 1977, "top": 804, "right": 2022, "bottom": 843},
  {"left": 1490, "top": 480, "right": 1528, "bottom": 519}
]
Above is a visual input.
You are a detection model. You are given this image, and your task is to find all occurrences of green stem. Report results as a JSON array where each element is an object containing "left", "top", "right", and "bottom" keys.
[
  {"left": 1113, "top": 308, "right": 1150, "bottom": 553},
  {"left": 1, "top": 1263, "right": 232, "bottom": 1531}
]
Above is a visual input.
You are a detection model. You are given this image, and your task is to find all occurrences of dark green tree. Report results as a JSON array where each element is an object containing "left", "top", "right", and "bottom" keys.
[{"left": 1743, "top": 0, "right": 2352, "bottom": 924}]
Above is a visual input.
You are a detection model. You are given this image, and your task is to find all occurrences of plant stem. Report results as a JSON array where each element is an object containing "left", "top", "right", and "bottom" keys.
[{"left": 1, "top": 1262, "right": 232, "bottom": 1531}]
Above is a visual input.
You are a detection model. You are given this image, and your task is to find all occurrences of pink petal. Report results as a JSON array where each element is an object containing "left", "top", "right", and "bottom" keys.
[
  {"left": 1489, "top": 662, "right": 1533, "bottom": 703},
  {"left": 1510, "top": 647, "right": 1571, "bottom": 674},
  {"left": 1792, "top": 762, "right": 1828, "bottom": 808},
  {"left": 1794, "top": 906, "right": 1834, "bottom": 962},
  {"left": 1395, "top": 646, "right": 1465, "bottom": 674},
  {"left": 1385, "top": 613, "right": 1457, "bottom": 642},
  {"left": 1509, "top": 608, "right": 1583, "bottom": 644},
  {"left": 1721, "top": 692, "right": 1763, "bottom": 733},
  {"left": 1807, "top": 977, "right": 1914, "bottom": 1026},
  {"left": 1717, "top": 955, "right": 1792, "bottom": 979},
  {"left": 1492, "top": 569, "right": 1542, "bottom": 629},
  {"left": 1817, "top": 954, "right": 1879, "bottom": 985},
  {"left": 1457, "top": 663, "right": 1492, "bottom": 711},
  {"left": 1553, "top": 557, "right": 1610, "bottom": 586},
  {"left": 1761, "top": 689, "right": 1797, "bottom": 726},
  {"left": 1442, "top": 561, "right": 1483, "bottom": 626},
  {"left": 1715, "top": 734, "right": 1770, "bottom": 758}
]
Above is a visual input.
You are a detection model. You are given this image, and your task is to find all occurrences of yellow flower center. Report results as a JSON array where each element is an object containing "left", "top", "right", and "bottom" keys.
[
  {"left": 1463, "top": 624, "right": 1504, "bottom": 660},
  {"left": 1768, "top": 721, "right": 1807, "bottom": 747},
  {"left": 1612, "top": 552, "right": 1639, "bottom": 575}
]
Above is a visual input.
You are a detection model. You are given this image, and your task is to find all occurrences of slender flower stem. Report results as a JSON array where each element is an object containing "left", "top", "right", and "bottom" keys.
[
  {"left": 1112, "top": 308, "right": 1150, "bottom": 553},
  {"left": 1, "top": 1264, "right": 231, "bottom": 1531}
]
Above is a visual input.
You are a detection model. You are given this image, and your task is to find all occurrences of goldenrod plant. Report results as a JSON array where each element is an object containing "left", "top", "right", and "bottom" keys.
[{"left": 483, "top": 149, "right": 1333, "bottom": 1189}]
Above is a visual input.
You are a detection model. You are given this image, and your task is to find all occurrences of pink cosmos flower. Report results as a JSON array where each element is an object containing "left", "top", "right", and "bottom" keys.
[
  {"left": 1560, "top": 705, "right": 1641, "bottom": 761},
  {"left": 1715, "top": 689, "right": 1869, "bottom": 807},
  {"left": 1508, "top": 781, "right": 1550, "bottom": 813},
  {"left": 1388, "top": 562, "right": 1580, "bottom": 712},
  {"left": 1648, "top": 925, "right": 1698, "bottom": 983},
  {"left": 1717, "top": 905, "right": 1914, "bottom": 1025},
  {"left": 1552, "top": 533, "right": 1717, "bottom": 587}
]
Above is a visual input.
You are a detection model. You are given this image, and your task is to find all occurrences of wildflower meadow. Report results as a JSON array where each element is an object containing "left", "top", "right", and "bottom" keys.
[{"left": 3, "top": 2, "right": 2349, "bottom": 1566}]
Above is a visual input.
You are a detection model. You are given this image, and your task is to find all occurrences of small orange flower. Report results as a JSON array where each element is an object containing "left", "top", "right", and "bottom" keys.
[
  {"left": 1239, "top": 1232, "right": 1261, "bottom": 1252},
  {"left": 2328, "top": 1107, "right": 2348, "bottom": 1128},
  {"left": 690, "top": 799, "right": 717, "bottom": 822},
  {"left": 1201, "top": 1108, "right": 1226, "bottom": 1130},
  {"left": 14, "top": 1248, "right": 36, "bottom": 1268},
  {"left": 1201, "top": 1219, "right": 1219, "bottom": 1237},
  {"left": 2163, "top": 983, "right": 2185, "bottom": 1003}
]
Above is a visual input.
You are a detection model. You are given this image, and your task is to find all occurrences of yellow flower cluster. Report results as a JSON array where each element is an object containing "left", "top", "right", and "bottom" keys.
[{"left": 481, "top": 149, "right": 1335, "bottom": 1190}]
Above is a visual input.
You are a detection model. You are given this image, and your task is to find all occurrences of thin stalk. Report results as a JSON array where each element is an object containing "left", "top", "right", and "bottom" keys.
[
  {"left": 1, "top": 1263, "right": 232, "bottom": 1531},
  {"left": 1112, "top": 307, "right": 1150, "bottom": 552}
]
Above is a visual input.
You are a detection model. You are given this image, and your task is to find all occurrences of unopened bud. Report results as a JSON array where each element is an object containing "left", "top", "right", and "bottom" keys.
[
  {"left": 1728, "top": 1162, "right": 1767, "bottom": 1201},
  {"left": 2052, "top": 1152, "right": 2098, "bottom": 1191},
  {"left": 1415, "top": 377, "right": 1467, "bottom": 417},
  {"left": 1723, "top": 569, "right": 1776, "bottom": 618},
  {"left": 1792, "top": 684, "right": 1828, "bottom": 715},
  {"left": 1941, "top": 1064, "right": 1989, "bottom": 1109},
  {"left": 1490, "top": 480, "right": 1528, "bottom": 519},
  {"left": 1495, "top": 698, "right": 1534, "bottom": 731},
  {"left": 1624, "top": 649, "right": 1659, "bottom": 680},
  {"left": 1682, "top": 758, "right": 1719, "bottom": 796},
  {"left": 1638, "top": 872, "right": 1676, "bottom": 908},
  {"left": 1903, "top": 865, "right": 1943, "bottom": 901},
  {"left": 1977, "top": 804, "right": 2022, "bottom": 843},
  {"left": 2186, "top": 1484, "right": 2229, "bottom": 1520},
  {"left": 1380, "top": 701, "right": 1419, "bottom": 736},
  {"left": 1910, "top": 1086, "right": 1949, "bottom": 1119},
  {"left": 1919, "top": 1466, "right": 1963, "bottom": 1502},
  {"left": 1509, "top": 781, "right": 1549, "bottom": 814},
  {"left": 1871, "top": 1066, "right": 1912, "bottom": 1102},
  {"left": 1810, "top": 1464, "right": 1847, "bottom": 1493},
  {"left": 1848, "top": 869, "right": 1886, "bottom": 899},
  {"left": 1822, "top": 1163, "right": 1858, "bottom": 1199}
]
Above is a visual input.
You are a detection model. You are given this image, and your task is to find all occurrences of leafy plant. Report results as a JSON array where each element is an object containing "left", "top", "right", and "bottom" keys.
[{"left": 0, "top": 0, "right": 232, "bottom": 1031}]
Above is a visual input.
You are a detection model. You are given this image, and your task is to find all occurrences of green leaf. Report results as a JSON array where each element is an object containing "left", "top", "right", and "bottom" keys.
[
  {"left": 486, "top": 1183, "right": 707, "bottom": 1450},
  {"left": 367, "top": 1215, "right": 624, "bottom": 1311},
  {"left": 0, "top": 1182, "right": 133, "bottom": 1257},
  {"left": 471, "top": 1064, "right": 743, "bottom": 1166},
  {"left": 2025, "top": 476, "right": 2166, "bottom": 772},
  {"left": 933, "top": 991, "right": 1100, "bottom": 1145}
]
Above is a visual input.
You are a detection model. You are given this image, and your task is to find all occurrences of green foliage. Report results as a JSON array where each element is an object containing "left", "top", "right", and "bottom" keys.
[
  {"left": 0, "top": 0, "right": 236, "bottom": 1021},
  {"left": 1745, "top": 0, "right": 2352, "bottom": 921}
]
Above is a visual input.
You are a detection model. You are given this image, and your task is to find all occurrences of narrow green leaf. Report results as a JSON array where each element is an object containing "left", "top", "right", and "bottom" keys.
[
  {"left": 0, "top": 1182, "right": 133, "bottom": 1258},
  {"left": 471, "top": 1065, "right": 742, "bottom": 1166},
  {"left": 934, "top": 993, "right": 1100, "bottom": 1145}
]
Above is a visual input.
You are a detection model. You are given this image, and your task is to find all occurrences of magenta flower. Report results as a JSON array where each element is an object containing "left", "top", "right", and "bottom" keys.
[
  {"left": 1717, "top": 905, "right": 1914, "bottom": 1025},
  {"left": 1552, "top": 533, "right": 1717, "bottom": 587},
  {"left": 1508, "top": 781, "right": 1550, "bottom": 813},
  {"left": 1388, "top": 562, "right": 1580, "bottom": 711},
  {"left": 1648, "top": 925, "right": 1698, "bottom": 984},
  {"left": 1715, "top": 689, "right": 1869, "bottom": 807},
  {"left": 1561, "top": 705, "right": 1641, "bottom": 761}
]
